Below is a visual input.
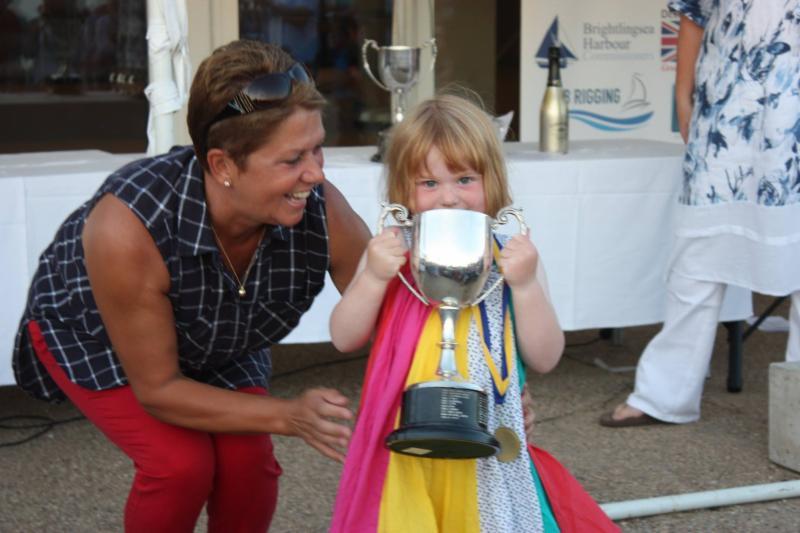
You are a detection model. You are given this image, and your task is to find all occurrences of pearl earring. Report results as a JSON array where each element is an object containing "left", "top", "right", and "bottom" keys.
[{"left": 223, "top": 180, "right": 231, "bottom": 188}]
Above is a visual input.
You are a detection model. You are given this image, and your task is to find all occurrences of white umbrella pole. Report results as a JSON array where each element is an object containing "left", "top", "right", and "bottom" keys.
[
  {"left": 600, "top": 480, "right": 800, "bottom": 521},
  {"left": 145, "top": 0, "right": 177, "bottom": 155}
]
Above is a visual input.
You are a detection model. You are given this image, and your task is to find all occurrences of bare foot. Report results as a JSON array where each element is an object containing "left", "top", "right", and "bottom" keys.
[
  {"left": 599, "top": 403, "right": 662, "bottom": 427},
  {"left": 610, "top": 403, "right": 644, "bottom": 421}
]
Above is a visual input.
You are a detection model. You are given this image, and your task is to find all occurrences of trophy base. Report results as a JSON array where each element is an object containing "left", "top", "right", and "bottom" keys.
[
  {"left": 386, "top": 425, "right": 500, "bottom": 459},
  {"left": 385, "top": 381, "right": 500, "bottom": 459}
]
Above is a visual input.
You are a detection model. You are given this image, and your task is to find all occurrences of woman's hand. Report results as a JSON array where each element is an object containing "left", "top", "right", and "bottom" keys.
[
  {"left": 364, "top": 228, "right": 407, "bottom": 283},
  {"left": 522, "top": 383, "right": 536, "bottom": 444},
  {"left": 498, "top": 234, "right": 539, "bottom": 290},
  {"left": 286, "top": 388, "right": 354, "bottom": 462}
]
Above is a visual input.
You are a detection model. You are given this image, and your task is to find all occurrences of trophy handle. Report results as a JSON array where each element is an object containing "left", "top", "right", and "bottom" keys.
[
  {"left": 377, "top": 202, "right": 412, "bottom": 233},
  {"left": 361, "top": 39, "right": 389, "bottom": 92},
  {"left": 422, "top": 38, "right": 438, "bottom": 72},
  {"left": 492, "top": 206, "right": 529, "bottom": 236},
  {"left": 377, "top": 203, "right": 430, "bottom": 305},
  {"left": 474, "top": 207, "right": 529, "bottom": 305}
]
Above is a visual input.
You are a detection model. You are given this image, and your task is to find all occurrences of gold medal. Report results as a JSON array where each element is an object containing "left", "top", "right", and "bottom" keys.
[{"left": 494, "top": 426, "right": 521, "bottom": 463}]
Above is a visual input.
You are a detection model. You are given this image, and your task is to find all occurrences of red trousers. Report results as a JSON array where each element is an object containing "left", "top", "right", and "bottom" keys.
[{"left": 28, "top": 321, "right": 282, "bottom": 533}]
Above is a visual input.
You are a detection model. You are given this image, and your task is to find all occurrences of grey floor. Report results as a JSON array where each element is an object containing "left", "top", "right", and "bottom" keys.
[{"left": 1, "top": 295, "right": 799, "bottom": 532}]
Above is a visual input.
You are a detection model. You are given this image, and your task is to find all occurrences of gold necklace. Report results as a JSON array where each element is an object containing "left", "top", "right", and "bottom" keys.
[{"left": 211, "top": 225, "right": 266, "bottom": 297}]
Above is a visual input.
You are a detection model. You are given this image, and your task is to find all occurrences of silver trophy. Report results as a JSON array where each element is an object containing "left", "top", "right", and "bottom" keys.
[
  {"left": 378, "top": 204, "right": 527, "bottom": 459},
  {"left": 361, "top": 38, "right": 437, "bottom": 160}
]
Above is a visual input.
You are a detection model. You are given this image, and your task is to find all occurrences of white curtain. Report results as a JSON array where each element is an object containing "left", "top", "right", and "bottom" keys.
[{"left": 145, "top": 0, "right": 191, "bottom": 155}]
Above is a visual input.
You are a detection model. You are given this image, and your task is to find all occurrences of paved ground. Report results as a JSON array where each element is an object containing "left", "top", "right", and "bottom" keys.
[{"left": 1, "top": 295, "right": 798, "bottom": 532}]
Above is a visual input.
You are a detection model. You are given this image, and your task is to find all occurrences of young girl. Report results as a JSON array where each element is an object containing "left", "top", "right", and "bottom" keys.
[{"left": 329, "top": 94, "right": 617, "bottom": 532}]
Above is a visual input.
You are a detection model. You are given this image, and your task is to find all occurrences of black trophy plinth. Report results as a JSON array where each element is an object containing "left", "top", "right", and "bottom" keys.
[{"left": 385, "top": 381, "right": 499, "bottom": 459}]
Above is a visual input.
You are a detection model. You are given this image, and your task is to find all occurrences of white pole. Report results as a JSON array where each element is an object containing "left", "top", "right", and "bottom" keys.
[{"left": 600, "top": 480, "right": 800, "bottom": 521}]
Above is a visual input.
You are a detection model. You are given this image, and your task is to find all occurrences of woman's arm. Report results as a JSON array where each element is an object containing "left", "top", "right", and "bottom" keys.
[
  {"left": 83, "top": 194, "right": 353, "bottom": 461},
  {"left": 329, "top": 229, "right": 407, "bottom": 352},
  {"left": 675, "top": 14, "right": 704, "bottom": 143},
  {"left": 324, "top": 180, "right": 372, "bottom": 293},
  {"left": 324, "top": 179, "right": 404, "bottom": 352},
  {"left": 498, "top": 234, "right": 564, "bottom": 374}
]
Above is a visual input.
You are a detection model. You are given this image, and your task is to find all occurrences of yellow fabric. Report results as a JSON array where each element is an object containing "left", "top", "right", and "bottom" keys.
[{"left": 378, "top": 309, "right": 480, "bottom": 533}]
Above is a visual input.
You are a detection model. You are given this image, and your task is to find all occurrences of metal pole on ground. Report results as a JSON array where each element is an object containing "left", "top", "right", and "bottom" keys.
[{"left": 600, "top": 480, "right": 800, "bottom": 521}]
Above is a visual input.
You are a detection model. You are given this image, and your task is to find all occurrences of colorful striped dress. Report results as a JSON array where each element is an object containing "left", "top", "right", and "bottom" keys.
[{"left": 331, "top": 235, "right": 618, "bottom": 533}]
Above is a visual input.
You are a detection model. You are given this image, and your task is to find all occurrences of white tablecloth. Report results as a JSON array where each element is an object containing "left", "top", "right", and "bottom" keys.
[{"left": 0, "top": 141, "right": 752, "bottom": 385}]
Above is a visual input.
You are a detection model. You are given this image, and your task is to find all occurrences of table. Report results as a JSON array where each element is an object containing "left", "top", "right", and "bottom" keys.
[
  {"left": 287, "top": 140, "right": 751, "bottom": 340},
  {"left": 0, "top": 141, "right": 752, "bottom": 386}
]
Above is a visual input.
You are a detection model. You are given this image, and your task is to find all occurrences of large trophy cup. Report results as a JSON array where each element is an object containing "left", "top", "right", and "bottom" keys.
[
  {"left": 361, "top": 38, "right": 437, "bottom": 161},
  {"left": 378, "top": 204, "right": 527, "bottom": 459}
]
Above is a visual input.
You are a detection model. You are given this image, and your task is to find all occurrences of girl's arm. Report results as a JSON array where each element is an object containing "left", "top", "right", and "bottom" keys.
[
  {"left": 329, "top": 229, "right": 407, "bottom": 352},
  {"left": 498, "top": 234, "right": 564, "bottom": 373}
]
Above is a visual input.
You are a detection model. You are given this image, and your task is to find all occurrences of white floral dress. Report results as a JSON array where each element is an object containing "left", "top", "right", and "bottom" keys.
[{"left": 667, "top": 0, "right": 800, "bottom": 295}]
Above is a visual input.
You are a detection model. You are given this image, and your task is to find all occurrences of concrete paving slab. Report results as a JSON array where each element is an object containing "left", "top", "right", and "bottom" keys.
[{"left": 1, "top": 296, "right": 798, "bottom": 532}]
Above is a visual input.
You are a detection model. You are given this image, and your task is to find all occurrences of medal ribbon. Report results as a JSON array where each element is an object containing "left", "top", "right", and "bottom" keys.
[{"left": 471, "top": 238, "right": 515, "bottom": 404}]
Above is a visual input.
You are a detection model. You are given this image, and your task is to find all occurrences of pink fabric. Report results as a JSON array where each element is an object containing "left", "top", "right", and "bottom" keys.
[{"left": 330, "top": 275, "right": 432, "bottom": 532}]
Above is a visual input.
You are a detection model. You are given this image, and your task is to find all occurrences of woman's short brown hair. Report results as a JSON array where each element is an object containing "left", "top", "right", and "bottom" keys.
[
  {"left": 187, "top": 39, "right": 326, "bottom": 171},
  {"left": 383, "top": 92, "right": 512, "bottom": 217}
]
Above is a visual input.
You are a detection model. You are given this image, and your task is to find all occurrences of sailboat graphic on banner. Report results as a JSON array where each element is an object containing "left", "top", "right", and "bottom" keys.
[
  {"left": 536, "top": 17, "right": 577, "bottom": 68},
  {"left": 621, "top": 73, "right": 649, "bottom": 111},
  {"left": 570, "top": 73, "right": 654, "bottom": 132}
]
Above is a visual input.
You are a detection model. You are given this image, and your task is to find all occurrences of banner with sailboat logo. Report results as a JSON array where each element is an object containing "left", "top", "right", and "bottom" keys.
[{"left": 520, "top": 0, "right": 682, "bottom": 143}]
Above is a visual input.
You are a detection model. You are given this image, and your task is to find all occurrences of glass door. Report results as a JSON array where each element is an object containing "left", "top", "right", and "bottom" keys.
[
  {"left": 238, "top": 0, "right": 392, "bottom": 147},
  {"left": 0, "top": 0, "right": 149, "bottom": 153}
]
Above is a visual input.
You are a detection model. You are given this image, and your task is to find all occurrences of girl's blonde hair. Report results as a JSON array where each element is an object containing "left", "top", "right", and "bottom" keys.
[{"left": 384, "top": 92, "right": 511, "bottom": 217}]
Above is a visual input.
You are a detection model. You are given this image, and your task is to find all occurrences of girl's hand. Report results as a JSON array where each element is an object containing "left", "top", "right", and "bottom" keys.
[
  {"left": 364, "top": 228, "right": 407, "bottom": 282},
  {"left": 498, "top": 234, "right": 539, "bottom": 290}
]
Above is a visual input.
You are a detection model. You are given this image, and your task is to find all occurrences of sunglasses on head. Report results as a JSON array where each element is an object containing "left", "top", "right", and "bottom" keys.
[{"left": 205, "top": 62, "right": 313, "bottom": 134}]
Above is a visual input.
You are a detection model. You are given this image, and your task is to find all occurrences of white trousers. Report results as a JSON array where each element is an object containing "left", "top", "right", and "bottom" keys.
[{"left": 627, "top": 271, "right": 800, "bottom": 423}]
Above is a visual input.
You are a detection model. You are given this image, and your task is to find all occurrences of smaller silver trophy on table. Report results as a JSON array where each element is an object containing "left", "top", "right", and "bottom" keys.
[
  {"left": 378, "top": 204, "right": 527, "bottom": 459},
  {"left": 361, "top": 38, "right": 437, "bottom": 161}
]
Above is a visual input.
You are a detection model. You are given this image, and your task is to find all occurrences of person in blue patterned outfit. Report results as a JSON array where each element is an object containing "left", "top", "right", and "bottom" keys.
[
  {"left": 12, "top": 40, "right": 369, "bottom": 531},
  {"left": 602, "top": 0, "right": 800, "bottom": 427}
]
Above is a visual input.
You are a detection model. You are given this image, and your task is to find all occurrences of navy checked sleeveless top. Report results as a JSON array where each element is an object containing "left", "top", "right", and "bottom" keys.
[{"left": 13, "top": 146, "right": 330, "bottom": 401}]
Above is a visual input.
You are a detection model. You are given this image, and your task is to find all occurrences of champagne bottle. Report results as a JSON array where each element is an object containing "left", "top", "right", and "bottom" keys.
[{"left": 539, "top": 46, "right": 569, "bottom": 153}]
